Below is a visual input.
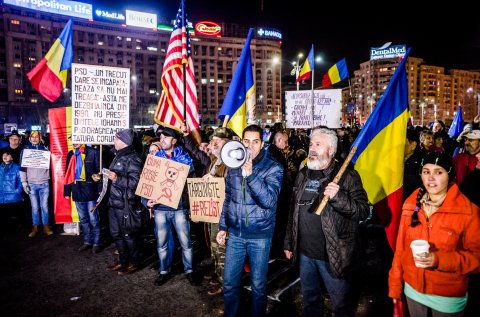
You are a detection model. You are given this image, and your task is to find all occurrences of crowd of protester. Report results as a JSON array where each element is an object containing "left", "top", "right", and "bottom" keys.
[{"left": 1, "top": 114, "right": 479, "bottom": 317}]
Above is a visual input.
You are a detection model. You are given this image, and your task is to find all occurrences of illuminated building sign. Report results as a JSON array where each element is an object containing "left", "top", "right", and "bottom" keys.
[
  {"left": 4, "top": 0, "right": 92, "bottom": 20},
  {"left": 125, "top": 10, "right": 157, "bottom": 29},
  {"left": 94, "top": 7, "right": 125, "bottom": 23},
  {"left": 195, "top": 21, "right": 221, "bottom": 36},
  {"left": 370, "top": 42, "right": 406, "bottom": 60},
  {"left": 256, "top": 28, "right": 282, "bottom": 40}
]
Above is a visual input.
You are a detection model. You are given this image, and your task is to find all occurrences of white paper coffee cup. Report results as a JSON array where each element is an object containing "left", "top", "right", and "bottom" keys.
[{"left": 410, "top": 240, "right": 430, "bottom": 267}]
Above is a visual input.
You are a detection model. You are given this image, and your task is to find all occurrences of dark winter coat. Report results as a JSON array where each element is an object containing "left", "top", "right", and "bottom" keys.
[
  {"left": 219, "top": 149, "right": 284, "bottom": 240},
  {"left": 107, "top": 146, "right": 142, "bottom": 211},
  {"left": 284, "top": 161, "right": 369, "bottom": 278},
  {"left": 64, "top": 146, "right": 101, "bottom": 202},
  {"left": 0, "top": 162, "right": 23, "bottom": 204}
]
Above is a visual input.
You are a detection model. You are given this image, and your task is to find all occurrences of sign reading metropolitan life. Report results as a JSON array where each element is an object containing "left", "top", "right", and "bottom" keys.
[
  {"left": 370, "top": 43, "right": 406, "bottom": 60},
  {"left": 71, "top": 64, "right": 130, "bottom": 145},
  {"left": 4, "top": 0, "right": 92, "bottom": 20}
]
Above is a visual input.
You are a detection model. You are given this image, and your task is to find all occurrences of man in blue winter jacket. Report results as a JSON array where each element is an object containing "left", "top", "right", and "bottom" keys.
[{"left": 216, "top": 124, "right": 284, "bottom": 317}]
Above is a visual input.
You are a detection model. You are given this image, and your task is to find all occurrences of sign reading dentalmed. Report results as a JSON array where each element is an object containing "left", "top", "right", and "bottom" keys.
[
  {"left": 285, "top": 89, "right": 342, "bottom": 129},
  {"left": 195, "top": 21, "right": 221, "bottom": 36},
  {"left": 370, "top": 42, "right": 406, "bottom": 60},
  {"left": 71, "top": 64, "right": 130, "bottom": 144},
  {"left": 126, "top": 10, "right": 157, "bottom": 29},
  {"left": 4, "top": 0, "right": 92, "bottom": 20}
]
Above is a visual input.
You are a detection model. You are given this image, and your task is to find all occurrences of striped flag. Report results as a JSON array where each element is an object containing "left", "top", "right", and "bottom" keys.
[
  {"left": 27, "top": 19, "right": 73, "bottom": 102},
  {"left": 296, "top": 45, "right": 314, "bottom": 83},
  {"left": 154, "top": 0, "right": 200, "bottom": 143},
  {"left": 218, "top": 28, "right": 255, "bottom": 137},
  {"left": 321, "top": 58, "right": 348, "bottom": 88},
  {"left": 352, "top": 48, "right": 411, "bottom": 251}
]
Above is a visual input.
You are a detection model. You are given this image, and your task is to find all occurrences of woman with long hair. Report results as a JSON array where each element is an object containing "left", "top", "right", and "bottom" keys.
[{"left": 389, "top": 152, "right": 480, "bottom": 316}]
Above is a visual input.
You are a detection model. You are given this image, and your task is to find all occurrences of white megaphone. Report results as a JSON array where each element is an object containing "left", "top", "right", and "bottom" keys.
[{"left": 220, "top": 140, "right": 252, "bottom": 177}]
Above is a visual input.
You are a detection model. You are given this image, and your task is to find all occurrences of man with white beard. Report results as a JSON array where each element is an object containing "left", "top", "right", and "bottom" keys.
[{"left": 284, "top": 127, "right": 369, "bottom": 317}]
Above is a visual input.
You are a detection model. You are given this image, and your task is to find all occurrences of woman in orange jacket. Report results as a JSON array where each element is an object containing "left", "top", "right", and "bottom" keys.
[{"left": 389, "top": 152, "right": 480, "bottom": 316}]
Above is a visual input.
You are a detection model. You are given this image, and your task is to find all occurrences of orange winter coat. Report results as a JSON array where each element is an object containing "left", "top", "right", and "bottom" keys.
[{"left": 388, "top": 183, "right": 480, "bottom": 299}]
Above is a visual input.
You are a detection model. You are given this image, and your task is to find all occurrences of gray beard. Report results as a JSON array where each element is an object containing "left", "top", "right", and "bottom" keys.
[{"left": 307, "top": 157, "right": 329, "bottom": 170}]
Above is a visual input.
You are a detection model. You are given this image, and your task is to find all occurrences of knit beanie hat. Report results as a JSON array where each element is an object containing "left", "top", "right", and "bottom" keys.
[
  {"left": 420, "top": 152, "right": 454, "bottom": 180},
  {"left": 115, "top": 128, "right": 134, "bottom": 146}
]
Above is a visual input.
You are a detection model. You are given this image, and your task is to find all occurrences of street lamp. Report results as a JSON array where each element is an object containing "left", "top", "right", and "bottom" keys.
[
  {"left": 295, "top": 53, "right": 303, "bottom": 91},
  {"left": 368, "top": 93, "right": 376, "bottom": 116},
  {"left": 419, "top": 102, "right": 427, "bottom": 127}
]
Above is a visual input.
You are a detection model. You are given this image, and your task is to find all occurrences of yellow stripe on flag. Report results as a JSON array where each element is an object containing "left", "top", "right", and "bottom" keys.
[
  {"left": 328, "top": 66, "right": 341, "bottom": 84},
  {"left": 45, "top": 39, "right": 67, "bottom": 85},
  {"left": 354, "top": 109, "right": 409, "bottom": 204}
]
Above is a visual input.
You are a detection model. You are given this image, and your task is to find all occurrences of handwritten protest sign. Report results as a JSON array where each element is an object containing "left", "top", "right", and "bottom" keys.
[
  {"left": 135, "top": 155, "right": 189, "bottom": 209},
  {"left": 21, "top": 149, "right": 51, "bottom": 169},
  {"left": 187, "top": 178, "right": 225, "bottom": 223},
  {"left": 71, "top": 63, "right": 130, "bottom": 145},
  {"left": 285, "top": 89, "right": 342, "bottom": 129}
]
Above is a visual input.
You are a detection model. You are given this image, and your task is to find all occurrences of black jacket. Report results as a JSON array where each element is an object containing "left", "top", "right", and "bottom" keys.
[
  {"left": 64, "top": 146, "right": 101, "bottom": 202},
  {"left": 107, "top": 146, "right": 142, "bottom": 211},
  {"left": 284, "top": 161, "right": 369, "bottom": 278}
]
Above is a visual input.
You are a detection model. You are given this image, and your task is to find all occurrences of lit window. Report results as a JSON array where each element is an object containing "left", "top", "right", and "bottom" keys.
[
  {"left": 117, "top": 36, "right": 122, "bottom": 40},
  {"left": 136, "top": 39, "right": 141, "bottom": 43},
  {"left": 201, "top": 79, "right": 207, "bottom": 84},
  {"left": 11, "top": 20, "right": 20, "bottom": 25},
  {"left": 147, "top": 46, "right": 157, "bottom": 51},
  {"left": 126, "top": 38, "right": 131, "bottom": 42},
  {"left": 15, "top": 89, "right": 23, "bottom": 94},
  {"left": 13, "top": 63, "right": 21, "bottom": 68},
  {"left": 98, "top": 41, "right": 104, "bottom": 46},
  {"left": 31, "top": 98, "right": 38, "bottom": 103},
  {"left": 136, "top": 46, "right": 141, "bottom": 50},
  {"left": 28, "top": 57, "right": 36, "bottom": 61}
]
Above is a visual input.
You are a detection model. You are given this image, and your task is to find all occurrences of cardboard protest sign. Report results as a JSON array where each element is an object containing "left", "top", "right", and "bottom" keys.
[
  {"left": 285, "top": 89, "right": 342, "bottom": 128},
  {"left": 21, "top": 149, "right": 51, "bottom": 169},
  {"left": 135, "top": 155, "right": 189, "bottom": 209},
  {"left": 71, "top": 63, "right": 130, "bottom": 145},
  {"left": 187, "top": 178, "right": 225, "bottom": 223}
]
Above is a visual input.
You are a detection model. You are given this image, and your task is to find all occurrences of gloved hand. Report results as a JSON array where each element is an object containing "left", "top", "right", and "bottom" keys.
[{"left": 22, "top": 182, "right": 31, "bottom": 194}]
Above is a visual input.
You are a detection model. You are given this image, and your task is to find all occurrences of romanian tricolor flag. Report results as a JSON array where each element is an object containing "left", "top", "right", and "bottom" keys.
[
  {"left": 351, "top": 48, "right": 411, "bottom": 251},
  {"left": 27, "top": 19, "right": 73, "bottom": 103},
  {"left": 219, "top": 28, "right": 255, "bottom": 137},
  {"left": 321, "top": 58, "right": 348, "bottom": 88},
  {"left": 296, "top": 45, "right": 314, "bottom": 83}
]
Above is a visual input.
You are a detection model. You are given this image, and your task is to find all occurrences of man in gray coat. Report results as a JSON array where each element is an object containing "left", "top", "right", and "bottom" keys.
[{"left": 284, "top": 127, "right": 369, "bottom": 317}]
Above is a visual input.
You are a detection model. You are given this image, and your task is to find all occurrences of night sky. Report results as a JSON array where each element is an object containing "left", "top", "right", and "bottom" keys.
[{"left": 91, "top": 0, "right": 479, "bottom": 74}]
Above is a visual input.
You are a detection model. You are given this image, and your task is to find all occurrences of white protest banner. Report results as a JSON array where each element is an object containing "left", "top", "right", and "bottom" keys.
[
  {"left": 135, "top": 155, "right": 190, "bottom": 209},
  {"left": 285, "top": 89, "right": 342, "bottom": 129},
  {"left": 21, "top": 149, "right": 51, "bottom": 169},
  {"left": 71, "top": 63, "right": 130, "bottom": 145},
  {"left": 187, "top": 178, "right": 225, "bottom": 223}
]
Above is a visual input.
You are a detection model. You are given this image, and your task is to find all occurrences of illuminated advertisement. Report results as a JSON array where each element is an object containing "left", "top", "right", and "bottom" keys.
[
  {"left": 195, "top": 21, "right": 221, "bottom": 36},
  {"left": 94, "top": 7, "right": 125, "bottom": 23},
  {"left": 4, "top": 0, "right": 92, "bottom": 20},
  {"left": 256, "top": 28, "right": 282, "bottom": 40},
  {"left": 370, "top": 42, "right": 406, "bottom": 60},
  {"left": 125, "top": 10, "right": 157, "bottom": 29}
]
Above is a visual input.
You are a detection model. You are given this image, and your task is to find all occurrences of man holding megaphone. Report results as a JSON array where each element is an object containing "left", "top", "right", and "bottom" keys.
[{"left": 216, "top": 124, "right": 284, "bottom": 317}]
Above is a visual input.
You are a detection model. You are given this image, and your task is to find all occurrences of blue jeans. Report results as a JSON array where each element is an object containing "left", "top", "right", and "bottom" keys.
[
  {"left": 75, "top": 200, "right": 101, "bottom": 246},
  {"left": 223, "top": 233, "right": 272, "bottom": 317},
  {"left": 299, "top": 253, "right": 355, "bottom": 317},
  {"left": 29, "top": 183, "right": 50, "bottom": 226},
  {"left": 154, "top": 209, "right": 192, "bottom": 274}
]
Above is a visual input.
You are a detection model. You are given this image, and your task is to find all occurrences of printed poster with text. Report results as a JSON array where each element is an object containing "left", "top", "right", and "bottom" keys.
[
  {"left": 135, "top": 155, "right": 190, "bottom": 209},
  {"left": 71, "top": 63, "right": 130, "bottom": 144},
  {"left": 187, "top": 178, "right": 225, "bottom": 223},
  {"left": 285, "top": 89, "right": 342, "bottom": 129}
]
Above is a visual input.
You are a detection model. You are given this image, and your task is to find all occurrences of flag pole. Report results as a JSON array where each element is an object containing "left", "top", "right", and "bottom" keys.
[
  {"left": 222, "top": 115, "right": 230, "bottom": 128},
  {"left": 182, "top": 0, "right": 187, "bottom": 122},
  {"left": 311, "top": 45, "right": 315, "bottom": 129}
]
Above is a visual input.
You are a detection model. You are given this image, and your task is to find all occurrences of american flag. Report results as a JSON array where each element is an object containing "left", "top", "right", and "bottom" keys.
[{"left": 154, "top": 0, "right": 201, "bottom": 143}]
